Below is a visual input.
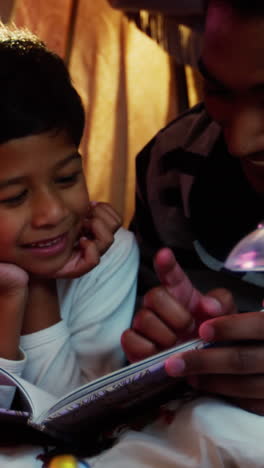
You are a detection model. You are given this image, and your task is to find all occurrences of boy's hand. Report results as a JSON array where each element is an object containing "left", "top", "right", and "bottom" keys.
[
  {"left": 0, "top": 263, "right": 29, "bottom": 359},
  {"left": 165, "top": 310, "right": 264, "bottom": 415},
  {"left": 0, "top": 262, "right": 28, "bottom": 295},
  {"left": 121, "top": 248, "right": 234, "bottom": 362},
  {"left": 54, "top": 202, "right": 121, "bottom": 278}
]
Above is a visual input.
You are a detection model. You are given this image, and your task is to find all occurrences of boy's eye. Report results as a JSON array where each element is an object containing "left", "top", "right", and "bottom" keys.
[
  {"left": 56, "top": 171, "right": 82, "bottom": 185},
  {"left": 0, "top": 189, "right": 27, "bottom": 205}
]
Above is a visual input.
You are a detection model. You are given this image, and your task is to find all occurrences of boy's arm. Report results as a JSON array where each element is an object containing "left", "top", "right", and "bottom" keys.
[
  {"left": 0, "top": 264, "right": 29, "bottom": 408},
  {"left": 21, "top": 278, "right": 60, "bottom": 335},
  {"left": 0, "top": 264, "right": 28, "bottom": 360}
]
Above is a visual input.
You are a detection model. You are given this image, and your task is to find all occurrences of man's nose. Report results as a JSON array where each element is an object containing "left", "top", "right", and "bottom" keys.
[
  {"left": 223, "top": 107, "right": 264, "bottom": 158},
  {"left": 31, "top": 190, "right": 68, "bottom": 228}
]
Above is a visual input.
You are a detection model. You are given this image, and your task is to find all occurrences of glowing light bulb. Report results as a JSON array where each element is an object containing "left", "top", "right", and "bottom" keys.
[{"left": 225, "top": 225, "right": 264, "bottom": 272}]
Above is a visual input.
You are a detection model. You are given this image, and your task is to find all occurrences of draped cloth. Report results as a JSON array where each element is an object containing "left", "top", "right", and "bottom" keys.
[
  {"left": 0, "top": 396, "right": 264, "bottom": 467},
  {"left": 2, "top": 0, "right": 185, "bottom": 225}
]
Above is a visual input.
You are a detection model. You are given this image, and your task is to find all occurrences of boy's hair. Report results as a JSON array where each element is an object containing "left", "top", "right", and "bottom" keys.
[
  {"left": 205, "top": 0, "right": 264, "bottom": 16},
  {"left": 0, "top": 23, "right": 85, "bottom": 145}
]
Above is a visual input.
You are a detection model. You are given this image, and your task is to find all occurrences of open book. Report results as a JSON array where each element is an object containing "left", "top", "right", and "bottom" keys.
[{"left": 0, "top": 338, "right": 205, "bottom": 450}]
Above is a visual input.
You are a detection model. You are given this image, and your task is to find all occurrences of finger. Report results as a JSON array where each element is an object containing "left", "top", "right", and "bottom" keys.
[
  {"left": 154, "top": 248, "right": 221, "bottom": 316},
  {"left": 200, "top": 288, "right": 237, "bottom": 318},
  {"left": 199, "top": 311, "right": 264, "bottom": 343},
  {"left": 143, "top": 286, "right": 195, "bottom": 333},
  {"left": 165, "top": 343, "right": 264, "bottom": 378},
  {"left": 88, "top": 202, "right": 122, "bottom": 231},
  {"left": 92, "top": 201, "right": 121, "bottom": 220},
  {"left": 54, "top": 238, "right": 100, "bottom": 278},
  {"left": 121, "top": 329, "right": 159, "bottom": 362},
  {"left": 0, "top": 263, "right": 29, "bottom": 289},
  {"left": 188, "top": 374, "right": 264, "bottom": 399},
  {"left": 154, "top": 248, "right": 199, "bottom": 308},
  {"left": 84, "top": 217, "right": 115, "bottom": 255},
  {"left": 78, "top": 237, "right": 101, "bottom": 273},
  {"left": 133, "top": 307, "right": 181, "bottom": 349},
  {"left": 92, "top": 205, "right": 121, "bottom": 229}
]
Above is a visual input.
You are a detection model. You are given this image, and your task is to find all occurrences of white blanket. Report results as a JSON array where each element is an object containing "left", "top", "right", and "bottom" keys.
[{"left": 2, "top": 396, "right": 264, "bottom": 467}]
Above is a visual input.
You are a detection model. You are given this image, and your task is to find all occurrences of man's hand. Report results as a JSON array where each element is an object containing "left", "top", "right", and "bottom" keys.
[
  {"left": 54, "top": 202, "right": 122, "bottom": 278},
  {"left": 121, "top": 248, "right": 234, "bottom": 362},
  {"left": 165, "top": 310, "right": 264, "bottom": 415},
  {"left": 123, "top": 248, "right": 264, "bottom": 415}
]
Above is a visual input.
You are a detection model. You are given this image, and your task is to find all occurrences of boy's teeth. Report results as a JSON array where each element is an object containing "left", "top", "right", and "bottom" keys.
[{"left": 30, "top": 238, "right": 60, "bottom": 248}]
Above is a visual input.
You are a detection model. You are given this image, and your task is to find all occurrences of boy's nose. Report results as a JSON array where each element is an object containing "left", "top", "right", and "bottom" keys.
[{"left": 31, "top": 191, "right": 68, "bottom": 228}]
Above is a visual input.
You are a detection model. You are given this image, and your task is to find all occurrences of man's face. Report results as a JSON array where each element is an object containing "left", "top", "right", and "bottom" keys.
[
  {"left": 201, "top": 3, "right": 264, "bottom": 193},
  {"left": 0, "top": 131, "right": 89, "bottom": 277}
]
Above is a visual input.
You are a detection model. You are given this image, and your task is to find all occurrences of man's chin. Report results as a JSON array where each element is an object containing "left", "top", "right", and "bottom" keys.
[{"left": 241, "top": 159, "right": 264, "bottom": 195}]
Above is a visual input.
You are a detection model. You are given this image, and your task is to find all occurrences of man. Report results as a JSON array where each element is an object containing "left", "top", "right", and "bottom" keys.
[{"left": 122, "top": 0, "right": 264, "bottom": 415}]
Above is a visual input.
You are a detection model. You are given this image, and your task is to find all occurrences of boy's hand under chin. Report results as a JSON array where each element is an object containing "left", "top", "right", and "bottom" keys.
[
  {"left": 0, "top": 263, "right": 29, "bottom": 295},
  {"left": 54, "top": 202, "right": 122, "bottom": 278},
  {"left": 0, "top": 263, "right": 29, "bottom": 359}
]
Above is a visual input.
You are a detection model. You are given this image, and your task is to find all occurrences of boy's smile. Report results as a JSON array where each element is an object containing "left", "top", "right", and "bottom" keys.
[
  {"left": 0, "top": 131, "right": 89, "bottom": 276},
  {"left": 21, "top": 232, "right": 69, "bottom": 256}
]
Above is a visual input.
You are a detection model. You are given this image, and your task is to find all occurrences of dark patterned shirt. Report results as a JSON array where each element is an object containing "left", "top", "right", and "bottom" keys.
[{"left": 131, "top": 103, "right": 264, "bottom": 312}]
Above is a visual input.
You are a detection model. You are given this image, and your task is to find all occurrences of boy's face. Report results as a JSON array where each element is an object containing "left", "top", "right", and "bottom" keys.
[
  {"left": 0, "top": 131, "right": 89, "bottom": 276},
  {"left": 201, "top": 3, "right": 264, "bottom": 193}
]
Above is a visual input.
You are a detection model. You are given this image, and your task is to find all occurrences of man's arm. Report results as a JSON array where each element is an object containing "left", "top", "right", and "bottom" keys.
[{"left": 122, "top": 247, "right": 264, "bottom": 416}]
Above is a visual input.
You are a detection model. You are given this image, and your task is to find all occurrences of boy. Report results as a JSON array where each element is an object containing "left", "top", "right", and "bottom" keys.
[
  {"left": 0, "top": 23, "right": 140, "bottom": 411},
  {"left": 122, "top": 0, "right": 264, "bottom": 417}
]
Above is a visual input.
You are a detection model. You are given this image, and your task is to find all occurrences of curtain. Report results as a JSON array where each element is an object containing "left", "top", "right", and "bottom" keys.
[{"left": 1, "top": 0, "right": 201, "bottom": 226}]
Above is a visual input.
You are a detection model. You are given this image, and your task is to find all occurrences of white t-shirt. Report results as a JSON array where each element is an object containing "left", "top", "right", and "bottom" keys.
[{"left": 0, "top": 228, "right": 139, "bottom": 407}]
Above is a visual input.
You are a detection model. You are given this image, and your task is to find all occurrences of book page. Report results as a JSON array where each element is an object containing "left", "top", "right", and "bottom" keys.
[{"left": 0, "top": 368, "right": 57, "bottom": 421}]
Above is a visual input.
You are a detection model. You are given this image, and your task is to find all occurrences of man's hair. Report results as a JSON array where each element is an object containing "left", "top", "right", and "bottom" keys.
[
  {"left": 205, "top": 0, "right": 264, "bottom": 16},
  {"left": 0, "top": 23, "right": 84, "bottom": 145}
]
